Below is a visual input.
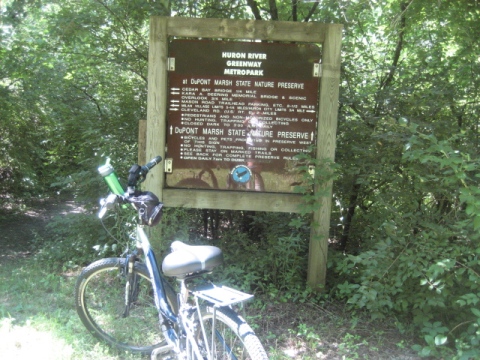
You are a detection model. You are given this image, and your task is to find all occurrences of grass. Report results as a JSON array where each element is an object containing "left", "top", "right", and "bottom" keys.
[
  {"left": 0, "top": 257, "right": 420, "bottom": 360},
  {"left": 247, "top": 301, "right": 419, "bottom": 360},
  {"left": 0, "top": 259, "right": 141, "bottom": 359},
  {"left": 0, "top": 200, "right": 420, "bottom": 359}
]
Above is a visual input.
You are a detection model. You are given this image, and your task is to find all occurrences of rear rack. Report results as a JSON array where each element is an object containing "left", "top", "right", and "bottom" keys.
[{"left": 192, "top": 284, "right": 253, "bottom": 307}]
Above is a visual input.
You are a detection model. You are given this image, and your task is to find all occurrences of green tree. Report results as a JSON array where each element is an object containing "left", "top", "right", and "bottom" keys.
[
  {"left": 1, "top": 0, "right": 170, "bottom": 199},
  {"left": 2, "top": 0, "right": 480, "bottom": 355}
]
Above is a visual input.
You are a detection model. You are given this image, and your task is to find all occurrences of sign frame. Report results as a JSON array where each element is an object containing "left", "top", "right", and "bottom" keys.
[{"left": 144, "top": 17, "right": 342, "bottom": 287}]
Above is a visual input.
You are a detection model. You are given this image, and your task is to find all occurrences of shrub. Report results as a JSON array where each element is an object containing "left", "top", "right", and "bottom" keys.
[
  {"left": 33, "top": 209, "right": 130, "bottom": 269},
  {"left": 330, "top": 126, "right": 480, "bottom": 358}
]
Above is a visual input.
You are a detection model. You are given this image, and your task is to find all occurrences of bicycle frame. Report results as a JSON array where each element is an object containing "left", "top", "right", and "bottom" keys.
[
  {"left": 135, "top": 225, "right": 182, "bottom": 355},
  {"left": 136, "top": 225, "right": 177, "bottom": 322},
  {"left": 136, "top": 224, "right": 254, "bottom": 360},
  {"left": 136, "top": 225, "right": 212, "bottom": 359},
  {"left": 83, "top": 158, "right": 267, "bottom": 359}
]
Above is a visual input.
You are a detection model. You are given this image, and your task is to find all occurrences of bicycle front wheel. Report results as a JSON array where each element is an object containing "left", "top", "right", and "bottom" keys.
[
  {"left": 199, "top": 305, "right": 268, "bottom": 360},
  {"left": 75, "top": 257, "right": 165, "bottom": 355}
]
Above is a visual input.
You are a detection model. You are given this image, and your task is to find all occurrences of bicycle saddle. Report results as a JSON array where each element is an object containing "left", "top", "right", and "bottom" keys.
[{"left": 162, "top": 241, "right": 224, "bottom": 279}]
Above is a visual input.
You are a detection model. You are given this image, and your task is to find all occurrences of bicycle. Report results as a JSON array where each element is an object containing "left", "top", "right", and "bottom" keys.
[{"left": 74, "top": 156, "right": 268, "bottom": 359}]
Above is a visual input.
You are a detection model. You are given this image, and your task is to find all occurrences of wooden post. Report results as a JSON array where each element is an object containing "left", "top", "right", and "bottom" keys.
[
  {"left": 145, "top": 17, "right": 168, "bottom": 200},
  {"left": 307, "top": 24, "right": 343, "bottom": 288},
  {"left": 138, "top": 119, "right": 147, "bottom": 165}
]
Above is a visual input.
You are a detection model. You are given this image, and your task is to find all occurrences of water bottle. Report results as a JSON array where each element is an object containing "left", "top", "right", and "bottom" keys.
[{"left": 98, "top": 160, "right": 125, "bottom": 195}]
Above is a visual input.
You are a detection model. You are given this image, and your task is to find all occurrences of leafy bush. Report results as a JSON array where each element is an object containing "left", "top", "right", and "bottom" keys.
[
  {"left": 330, "top": 125, "right": 480, "bottom": 358},
  {"left": 33, "top": 210, "right": 128, "bottom": 269},
  {"left": 218, "top": 226, "right": 309, "bottom": 301},
  {"left": 153, "top": 207, "right": 312, "bottom": 301}
]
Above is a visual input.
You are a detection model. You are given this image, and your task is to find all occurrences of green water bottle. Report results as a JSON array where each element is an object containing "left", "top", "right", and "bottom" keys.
[{"left": 98, "top": 160, "right": 125, "bottom": 195}]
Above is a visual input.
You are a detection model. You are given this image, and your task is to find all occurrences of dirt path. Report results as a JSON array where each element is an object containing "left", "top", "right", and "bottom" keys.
[{"left": 0, "top": 198, "right": 82, "bottom": 264}]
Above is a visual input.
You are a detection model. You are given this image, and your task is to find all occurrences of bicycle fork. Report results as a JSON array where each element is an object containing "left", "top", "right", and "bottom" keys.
[{"left": 122, "top": 254, "right": 137, "bottom": 318}]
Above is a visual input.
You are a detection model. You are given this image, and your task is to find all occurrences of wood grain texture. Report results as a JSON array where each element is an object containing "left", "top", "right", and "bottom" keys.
[
  {"left": 308, "top": 24, "right": 343, "bottom": 288},
  {"left": 138, "top": 120, "right": 147, "bottom": 165},
  {"left": 163, "top": 16, "right": 328, "bottom": 43},
  {"left": 163, "top": 188, "right": 304, "bottom": 213},
  {"left": 145, "top": 17, "right": 168, "bottom": 196}
]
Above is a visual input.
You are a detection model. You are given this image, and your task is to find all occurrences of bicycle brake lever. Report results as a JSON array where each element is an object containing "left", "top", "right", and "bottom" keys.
[{"left": 98, "top": 193, "right": 119, "bottom": 219}]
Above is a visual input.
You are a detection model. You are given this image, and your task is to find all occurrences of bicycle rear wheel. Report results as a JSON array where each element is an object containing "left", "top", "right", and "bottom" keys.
[
  {"left": 199, "top": 305, "right": 268, "bottom": 360},
  {"left": 75, "top": 257, "right": 165, "bottom": 355}
]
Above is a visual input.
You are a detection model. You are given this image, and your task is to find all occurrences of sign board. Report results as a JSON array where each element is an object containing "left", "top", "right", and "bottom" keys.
[
  {"left": 166, "top": 39, "right": 320, "bottom": 193},
  {"left": 145, "top": 17, "right": 342, "bottom": 287}
]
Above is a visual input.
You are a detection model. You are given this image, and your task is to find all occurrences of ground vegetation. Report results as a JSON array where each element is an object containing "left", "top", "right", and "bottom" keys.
[{"left": 1, "top": 1, "right": 479, "bottom": 358}]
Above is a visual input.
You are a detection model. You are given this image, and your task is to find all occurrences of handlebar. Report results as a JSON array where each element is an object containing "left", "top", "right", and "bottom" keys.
[
  {"left": 143, "top": 156, "right": 162, "bottom": 173},
  {"left": 98, "top": 193, "right": 120, "bottom": 219},
  {"left": 98, "top": 155, "right": 163, "bottom": 218},
  {"left": 127, "top": 156, "right": 163, "bottom": 194}
]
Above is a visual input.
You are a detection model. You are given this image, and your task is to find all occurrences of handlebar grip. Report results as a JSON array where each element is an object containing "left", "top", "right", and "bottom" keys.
[
  {"left": 140, "top": 156, "right": 162, "bottom": 174},
  {"left": 145, "top": 156, "right": 162, "bottom": 170},
  {"left": 98, "top": 193, "right": 120, "bottom": 218}
]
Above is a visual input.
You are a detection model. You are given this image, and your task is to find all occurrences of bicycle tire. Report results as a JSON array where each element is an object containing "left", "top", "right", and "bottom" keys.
[
  {"left": 198, "top": 305, "right": 268, "bottom": 360},
  {"left": 75, "top": 257, "right": 167, "bottom": 355}
]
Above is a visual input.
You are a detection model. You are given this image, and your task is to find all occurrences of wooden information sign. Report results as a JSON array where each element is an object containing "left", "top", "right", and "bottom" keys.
[{"left": 144, "top": 17, "right": 342, "bottom": 287}]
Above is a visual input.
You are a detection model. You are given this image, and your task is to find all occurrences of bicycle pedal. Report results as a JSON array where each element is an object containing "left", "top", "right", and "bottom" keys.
[{"left": 150, "top": 344, "right": 174, "bottom": 359}]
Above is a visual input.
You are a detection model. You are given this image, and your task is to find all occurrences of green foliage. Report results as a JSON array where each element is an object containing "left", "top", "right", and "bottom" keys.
[
  {"left": 156, "top": 207, "right": 313, "bottom": 302},
  {"left": 292, "top": 151, "right": 339, "bottom": 215},
  {"left": 1, "top": 0, "right": 154, "bottom": 200},
  {"left": 331, "top": 124, "right": 480, "bottom": 357},
  {"left": 150, "top": 206, "right": 198, "bottom": 255},
  {"left": 2, "top": 1, "right": 480, "bottom": 358},
  {"left": 220, "top": 230, "right": 309, "bottom": 301},
  {"left": 33, "top": 210, "right": 130, "bottom": 269}
]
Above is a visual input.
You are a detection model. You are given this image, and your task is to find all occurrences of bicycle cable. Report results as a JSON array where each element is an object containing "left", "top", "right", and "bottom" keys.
[{"left": 100, "top": 216, "right": 122, "bottom": 244}]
